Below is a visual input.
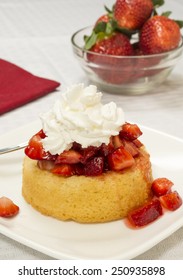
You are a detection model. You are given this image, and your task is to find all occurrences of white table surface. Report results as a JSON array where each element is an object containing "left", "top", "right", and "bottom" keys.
[{"left": 0, "top": 0, "right": 183, "bottom": 260}]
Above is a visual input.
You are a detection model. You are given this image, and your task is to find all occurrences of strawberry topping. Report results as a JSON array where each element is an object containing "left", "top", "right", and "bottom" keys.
[
  {"left": 84, "top": 157, "right": 104, "bottom": 176},
  {"left": 25, "top": 129, "right": 56, "bottom": 161},
  {"left": 51, "top": 164, "right": 74, "bottom": 177},
  {"left": 25, "top": 122, "right": 143, "bottom": 176},
  {"left": 120, "top": 123, "right": 142, "bottom": 141},
  {"left": 108, "top": 146, "right": 135, "bottom": 171},
  {"left": 55, "top": 149, "right": 82, "bottom": 164},
  {"left": 121, "top": 139, "right": 139, "bottom": 157}
]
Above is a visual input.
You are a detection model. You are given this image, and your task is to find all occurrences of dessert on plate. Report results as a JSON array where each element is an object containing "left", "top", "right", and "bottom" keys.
[{"left": 22, "top": 84, "right": 153, "bottom": 223}]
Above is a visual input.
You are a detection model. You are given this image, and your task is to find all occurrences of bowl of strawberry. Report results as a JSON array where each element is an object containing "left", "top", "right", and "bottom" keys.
[{"left": 71, "top": 0, "right": 183, "bottom": 94}]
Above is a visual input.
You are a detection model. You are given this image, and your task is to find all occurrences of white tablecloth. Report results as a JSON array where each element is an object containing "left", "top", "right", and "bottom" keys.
[{"left": 0, "top": 0, "right": 183, "bottom": 260}]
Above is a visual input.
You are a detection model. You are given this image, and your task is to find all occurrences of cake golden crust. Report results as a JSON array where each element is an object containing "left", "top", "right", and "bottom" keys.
[{"left": 22, "top": 148, "right": 153, "bottom": 223}]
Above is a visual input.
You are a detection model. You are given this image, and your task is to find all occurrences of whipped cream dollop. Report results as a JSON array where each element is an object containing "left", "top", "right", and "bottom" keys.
[{"left": 40, "top": 84, "right": 125, "bottom": 155}]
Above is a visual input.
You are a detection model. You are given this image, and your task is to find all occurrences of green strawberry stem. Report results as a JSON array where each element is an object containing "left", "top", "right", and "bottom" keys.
[
  {"left": 84, "top": 20, "right": 137, "bottom": 50},
  {"left": 161, "top": 11, "right": 172, "bottom": 17},
  {"left": 104, "top": 5, "right": 114, "bottom": 16},
  {"left": 84, "top": 32, "right": 98, "bottom": 50},
  {"left": 152, "top": 0, "right": 165, "bottom": 8},
  {"left": 175, "top": 20, "right": 183, "bottom": 29}
]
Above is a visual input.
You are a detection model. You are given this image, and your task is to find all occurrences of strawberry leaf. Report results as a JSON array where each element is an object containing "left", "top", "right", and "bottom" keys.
[
  {"left": 84, "top": 31, "right": 98, "bottom": 50},
  {"left": 175, "top": 20, "right": 183, "bottom": 29},
  {"left": 105, "top": 23, "right": 113, "bottom": 35},
  {"left": 152, "top": 0, "right": 165, "bottom": 15},
  {"left": 152, "top": 0, "right": 165, "bottom": 8},
  {"left": 94, "top": 21, "right": 107, "bottom": 33},
  {"left": 84, "top": 20, "right": 117, "bottom": 50},
  {"left": 106, "top": 20, "right": 118, "bottom": 34},
  {"left": 94, "top": 20, "right": 117, "bottom": 35},
  {"left": 104, "top": 5, "right": 113, "bottom": 15},
  {"left": 161, "top": 11, "right": 172, "bottom": 17},
  {"left": 116, "top": 26, "right": 137, "bottom": 37}
]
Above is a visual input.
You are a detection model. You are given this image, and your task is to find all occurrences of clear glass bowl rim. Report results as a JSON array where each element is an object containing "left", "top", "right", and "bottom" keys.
[{"left": 71, "top": 26, "right": 183, "bottom": 59}]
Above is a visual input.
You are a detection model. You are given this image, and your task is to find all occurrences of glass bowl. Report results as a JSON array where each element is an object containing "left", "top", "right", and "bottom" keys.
[{"left": 71, "top": 26, "right": 183, "bottom": 95}]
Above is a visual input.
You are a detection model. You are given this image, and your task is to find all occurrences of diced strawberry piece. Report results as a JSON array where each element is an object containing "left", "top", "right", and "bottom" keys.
[
  {"left": 133, "top": 139, "right": 143, "bottom": 148},
  {"left": 73, "top": 163, "right": 84, "bottom": 176},
  {"left": 84, "top": 157, "right": 104, "bottom": 176},
  {"left": 128, "top": 199, "right": 163, "bottom": 227},
  {"left": 25, "top": 130, "right": 54, "bottom": 160},
  {"left": 51, "top": 164, "right": 74, "bottom": 176},
  {"left": 0, "top": 196, "right": 19, "bottom": 217},
  {"left": 122, "top": 139, "right": 139, "bottom": 157},
  {"left": 108, "top": 146, "right": 135, "bottom": 171},
  {"left": 55, "top": 149, "right": 82, "bottom": 164},
  {"left": 99, "top": 142, "right": 114, "bottom": 157},
  {"left": 37, "top": 160, "right": 55, "bottom": 171},
  {"left": 112, "top": 135, "right": 123, "bottom": 149},
  {"left": 80, "top": 146, "right": 98, "bottom": 164},
  {"left": 160, "top": 191, "right": 182, "bottom": 211},
  {"left": 25, "top": 134, "right": 45, "bottom": 159},
  {"left": 111, "top": 136, "right": 139, "bottom": 157},
  {"left": 72, "top": 142, "right": 82, "bottom": 151},
  {"left": 120, "top": 123, "right": 142, "bottom": 141},
  {"left": 152, "top": 177, "right": 173, "bottom": 197},
  {"left": 36, "top": 129, "right": 46, "bottom": 139}
]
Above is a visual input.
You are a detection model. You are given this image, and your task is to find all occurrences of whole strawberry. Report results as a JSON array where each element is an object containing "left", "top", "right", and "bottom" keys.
[
  {"left": 90, "top": 32, "right": 133, "bottom": 56},
  {"left": 114, "top": 0, "right": 153, "bottom": 30},
  {"left": 87, "top": 32, "right": 134, "bottom": 84},
  {"left": 140, "top": 15, "right": 181, "bottom": 54}
]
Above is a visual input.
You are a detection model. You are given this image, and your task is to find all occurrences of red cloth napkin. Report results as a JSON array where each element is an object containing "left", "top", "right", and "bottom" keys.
[{"left": 0, "top": 59, "right": 60, "bottom": 115}]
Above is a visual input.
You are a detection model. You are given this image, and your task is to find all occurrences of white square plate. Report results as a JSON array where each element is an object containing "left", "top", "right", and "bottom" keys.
[{"left": 0, "top": 121, "right": 183, "bottom": 259}]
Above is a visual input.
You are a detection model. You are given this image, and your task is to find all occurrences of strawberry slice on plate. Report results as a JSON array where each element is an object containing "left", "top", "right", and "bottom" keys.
[
  {"left": 151, "top": 177, "right": 173, "bottom": 197},
  {"left": 0, "top": 196, "right": 19, "bottom": 217},
  {"left": 128, "top": 199, "right": 163, "bottom": 227},
  {"left": 160, "top": 191, "right": 182, "bottom": 211}
]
